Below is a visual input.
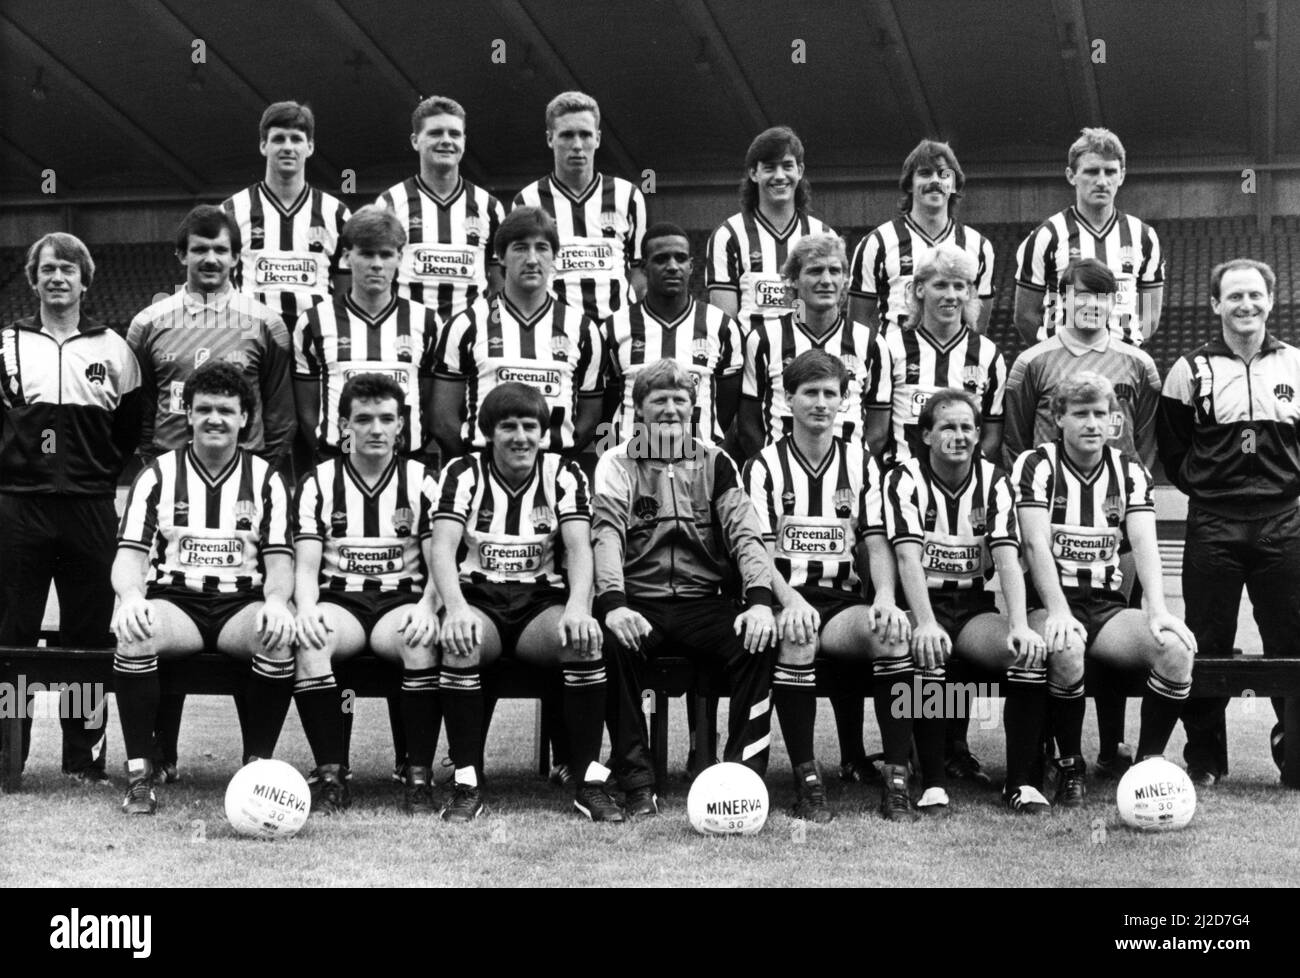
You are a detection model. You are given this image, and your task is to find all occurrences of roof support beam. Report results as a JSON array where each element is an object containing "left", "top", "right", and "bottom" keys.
[
  {"left": 866, "top": 0, "right": 940, "bottom": 140},
  {"left": 1247, "top": 0, "right": 1278, "bottom": 232},
  {"left": 673, "top": 0, "right": 769, "bottom": 134},
  {"left": 1049, "top": 0, "right": 1103, "bottom": 127}
]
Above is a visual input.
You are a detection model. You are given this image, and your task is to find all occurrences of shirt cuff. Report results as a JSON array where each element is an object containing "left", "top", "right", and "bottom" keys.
[
  {"left": 594, "top": 590, "right": 628, "bottom": 618},
  {"left": 744, "top": 587, "right": 774, "bottom": 608}
]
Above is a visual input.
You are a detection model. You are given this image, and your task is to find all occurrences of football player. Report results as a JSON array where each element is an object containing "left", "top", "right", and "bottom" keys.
[
  {"left": 594, "top": 359, "right": 778, "bottom": 817},
  {"left": 223, "top": 101, "right": 351, "bottom": 331},
  {"left": 885, "top": 242, "right": 1006, "bottom": 465},
  {"left": 707, "top": 126, "right": 833, "bottom": 323},
  {"left": 1159, "top": 258, "right": 1300, "bottom": 786},
  {"left": 886, "top": 389, "right": 1048, "bottom": 813},
  {"left": 605, "top": 222, "right": 743, "bottom": 447},
  {"left": 514, "top": 91, "right": 646, "bottom": 322},
  {"left": 849, "top": 139, "right": 995, "bottom": 334},
  {"left": 744, "top": 350, "right": 916, "bottom": 821},
  {"left": 432, "top": 206, "right": 604, "bottom": 463},
  {"left": 1013, "top": 372, "right": 1196, "bottom": 806},
  {"left": 1014, "top": 128, "right": 1163, "bottom": 347},
  {"left": 127, "top": 204, "right": 296, "bottom": 781},
  {"left": 0, "top": 233, "right": 141, "bottom": 785},
  {"left": 111, "top": 363, "right": 296, "bottom": 815},
  {"left": 377, "top": 96, "right": 506, "bottom": 321},
  {"left": 292, "top": 373, "right": 439, "bottom": 814},
  {"left": 430, "top": 382, "right": 620, "bottom": 822}
]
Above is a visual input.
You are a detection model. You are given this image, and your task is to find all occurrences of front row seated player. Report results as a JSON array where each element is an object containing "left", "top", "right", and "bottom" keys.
[
  {"left": 430, "top": 382, "right": 622, "bottom": 823},
  {"left": 1013, "top": 372, "right": 1197, "bottom": 806},
  {"left": 885, "top": 389, "right": 1049, "bottom": 814},
  {"left": 111, "top": 362, "right": 297, "bottom": 815},
  {"left": 292, "top": 374, "right": 441, "bottom": 815},
  {"left": 744, "top": 351, "right": 918, "bottom": 821},
  {"left": 595, "top": 359, "right": 778, "bottom": 817}
]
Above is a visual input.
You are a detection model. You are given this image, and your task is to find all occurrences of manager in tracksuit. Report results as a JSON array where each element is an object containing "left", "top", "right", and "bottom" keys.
[
  {"left": 0, "top": 233, "right": 142, "bottom": 782},
  {"left": 592, "top": 358, "right": 781, "bottom": 816},
  {"left": 1157, "top": 257, "right": 1300, "bottom": 785}
]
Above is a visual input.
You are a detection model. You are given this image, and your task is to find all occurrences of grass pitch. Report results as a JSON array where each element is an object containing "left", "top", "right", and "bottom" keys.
[{"left": 3, "top": 691, "right": 1297, "bottom": 888}]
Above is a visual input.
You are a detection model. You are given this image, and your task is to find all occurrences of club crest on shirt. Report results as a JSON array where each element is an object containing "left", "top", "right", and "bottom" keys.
[
  {"left": 840, "top": 354, "right": 861, "bottom": 376},
  {"left": 463, "top": 216, "right": 487, "bottom": 241},
  {"left": 598, "top": 211, "right": 627, "bottom": 235},
  {"left": 968, "top": 505, "right": 987, "bottom": 536},
  {"left": 391, "top": 507, "right": 414, "bottom": 536},
  {"left": 692, "top": 338, "right": 711, "bottom": 366},
  {"left": 1103, "top": 494, "right": 1122, "bottom": 526},
  {"left": 529, "top": 506, "right": 555, "bottom": 534},
  {"left": 961, "top": 365, "right": 985, "bottom": 393},
  {"left": 550, "top": 335, "right": 573, "bottom": 361},
  {"left": 833, "top": 488, "right": 855, "bottom": 518},
  {"left": 1275, "top": 383, "right": 1295, "bottom": 403},
  {"left": 1119, "top": 246, "right": 1135, "bottom": 271},
  {"left": 394, "top": 334, "right": 415, "bottom": 360},
  {"left": 633, "top": 495, "right": 659, "bottom": 521},
  {"left": 308, "top": 227, "right": 329, "bottom": 251},
  {"left": 84, "top": 362, "right": 107, "bottom": 386},
  {"left": 234, "top": 500, "right": 257, "bottom": 531}
]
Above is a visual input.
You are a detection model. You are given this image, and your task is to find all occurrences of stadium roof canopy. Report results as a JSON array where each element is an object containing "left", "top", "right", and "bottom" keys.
[{"left": 1, "top": 0, "right": 1295, "bottom": 202}]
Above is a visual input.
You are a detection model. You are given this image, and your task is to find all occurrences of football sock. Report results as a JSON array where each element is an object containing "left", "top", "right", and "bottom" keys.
[
  {"left": 113, "top": 653, "right": 159, "bottom": 763},
  {"left": 400, "top": 667, "right": 440, "bottom": 768},
  {"left": 830, "top": 689, "right": 867, "bottom": 764},
  {"left": 946, "top": 702, "right": 973, "bottom": 756},
  {"left": 244, "top": 654, "right": 294, "bottom": 758},
  {"left": 1095, "top": 686, "right": 1127, "bottom": 760},
  {"left": 872, "top": 654, "right": 915, "bottom": 766},
  {"left": 386, "top": 694, "right": 407, "bottom": 769},
  {"left": 773, "top": 663, "right": 817, "bottom": 768},
  {"left": 1005, "top": 666, "right": 1048, "bottom": 786},
  {"left": 1137, "top": 670, "right": 1192, "bottom": 758},
  {"left": 1048, "top": 677, "right": 1086, "bottom": 757},
  {"left": 562, "top": 660, "right": 607, "bottom": 776},
  {"left": 439, "top": 664, "right": 483, "bottom": 773},
  {"left": 153, "top": 693, "right": 185, "bottom": 765},
  {"left": 914, "top": 667, "right": 948, "bottom": 788},
  {"left": 294, "top": 674, "right": 345, "bottom": 767}
]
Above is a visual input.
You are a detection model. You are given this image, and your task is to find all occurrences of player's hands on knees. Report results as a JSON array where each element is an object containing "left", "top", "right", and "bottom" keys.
[
  {"left": 910, "top": 621, "right": 951, "bottom": 671},
  {"left": 1008, "top": 623, "right": 1047, "bottom": 670},
  {"left": 258, "top": 597, "right": 295, "bottom": 652},
  {"left": 112, "top": 594, "right": 155, "bottom": 645},
  {"left": 1043, "top": 613, "right": 1086, "bottom": 655},
  {"left": 440, "top": 606, "right": 482, "bottom": 658},
  {"left": 294, "top": 603, "right": 331, "bottom": 650},
  {"left": 604, "top": 607, "right": 651, "bottom": 652},
  {"left": 735, "top": 604, "right": 776, "bottom": 655},
  {"left": 776, "top": 595, "right": 820, "bottom": 647},
  {"left": 399, "top": 602, "right": 439, "bottom": 650},
  {"left": 559, "top": 603, "right": 602, "bottom": 657},
  {"left": 1148, "top": 611, "right": 1197, "bottom": 655},
  {"left": 867, "top": 601, "right": 911, "bottom": 646}
]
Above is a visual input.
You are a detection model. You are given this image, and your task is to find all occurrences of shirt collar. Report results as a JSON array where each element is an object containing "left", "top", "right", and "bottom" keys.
[
  {"left": 1055, "top": 327, "right": 1111, "bottom": 357},
  {"left": 182, "top": 282, "right": 235, "bottom": 313}
]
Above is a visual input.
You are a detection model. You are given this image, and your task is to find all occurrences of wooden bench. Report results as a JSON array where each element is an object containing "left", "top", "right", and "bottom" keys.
[{"left": 4, "top": 647, "right": 1298, "bottom": 793}]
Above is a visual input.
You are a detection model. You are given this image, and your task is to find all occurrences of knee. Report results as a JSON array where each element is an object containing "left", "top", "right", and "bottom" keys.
[
  {"left": 295, "top": 645, "right": 333, "bottom": 679},
  {"left": 399, "top": 644, "right": 437, "bottom": 670},
  {"left": 1155, "top": 640, "right": 1194, "bottom": 682},
  {"left": 778, "top": 636, "right": 817, "bottom": 667},
  {"left": 1048, "top": 643, "right": 1085, "bottom": 684}
]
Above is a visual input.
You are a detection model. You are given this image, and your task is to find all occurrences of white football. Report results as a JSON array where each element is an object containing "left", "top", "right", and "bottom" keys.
[
  {"left": 687, "top": 762, "right": 769, "bottom": 836},
  {"left": 1116, "top": 758, "right": 1196, "bottom": 832},
  {"left": 224, "top": 759, "right": 311, "bottom": 839}
]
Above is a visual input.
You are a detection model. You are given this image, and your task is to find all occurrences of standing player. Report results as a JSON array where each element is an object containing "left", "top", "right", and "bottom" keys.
[
  {"left": 1013, "top": 373, "right": 1196, "bottom": 806},
  {"left": 1014, "top": 128, "right": 1164, "bottom": 347},
  {"left": 595, "top": 359, "right": 778, "bottom": 816},
  {"left": 111, "top": 363, "right": 296, "bottom": 815},
  {"left": 605, "top": 222, "right": 743, "bottom": 447},
  {"left": 295, "top": 205, "right": 440, "bottom": 465},
  {"left": 514, "top": 91, "right": 646, "bottom": 322},
  {"left": 377, "top": 96, "right": 506, "bottom": 322},
  {"left": 430, "top": 383, "right": 620, "bottom": 822},
  {"left": 707, "top": 126, "right": 833, "bottom": 323},
  {"left": 886, "top": 389, "right": 1048, "bottom": 813},
  {"left": 0, "top": 233, "right": 141, "bottom": 785},
  {"left": 739, "top": 233, "right": 890, "bottom": 460},
  {"left": 885, "top": 242, "right": 1006, "bottom": 465},
  {"left": 128, "top": 204, "right": 296, "bottom": 778},
  {"left": 432, "top": 206, "right": 604, "bottom": 462},
  {"left": 849, "top": 139, "right": 995, "bottom": 334},
  {"left": 744, "top": 351, "right": 917, "bottom": 821},
  {"left": 292, "top": 374, "right": 440, "bottom": 814},
  {"left": 1159, "top": 258, "right": 1300, "bottom": 785},
  {"left": 224, "top": 101, "right": 350, "bottom": 332}
]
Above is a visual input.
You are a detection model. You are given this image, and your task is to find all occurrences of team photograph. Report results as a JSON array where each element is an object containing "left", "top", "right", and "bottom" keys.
[{"left": 0, "top": 0, "right": 1295, "bottom": 927}]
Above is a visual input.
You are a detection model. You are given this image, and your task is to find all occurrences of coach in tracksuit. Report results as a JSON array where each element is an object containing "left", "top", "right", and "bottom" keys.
[
  {"left": 593, "top": 358, "right": 779, "bottom": 817},
  {"left": 1158, "top": 257, "right": 1300, "bottom": 785},
  {"left": 0, "top": 233, "right": 142, "bottom": 781}
]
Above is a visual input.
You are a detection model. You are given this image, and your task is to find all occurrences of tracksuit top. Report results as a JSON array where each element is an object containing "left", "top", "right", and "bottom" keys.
[
  {"left": 0, "top": 315, "right": 142, "bottom": 496},
  {"left": 1157, "top": 332, "right": 1300, "bottom": 518}
]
